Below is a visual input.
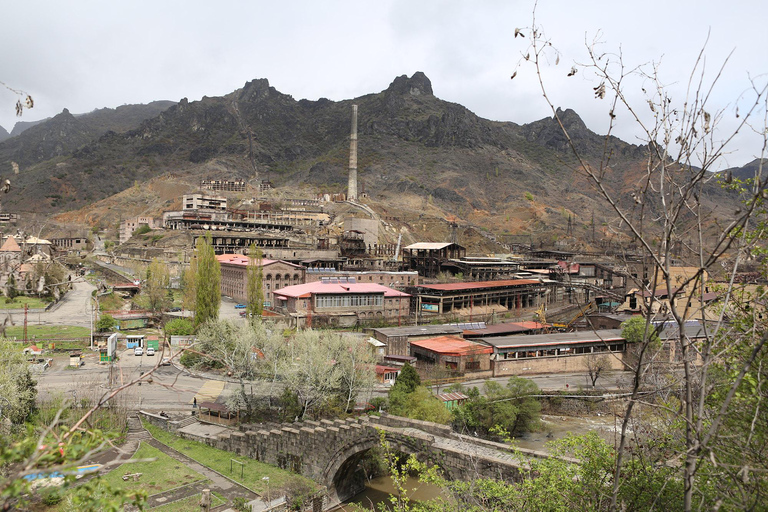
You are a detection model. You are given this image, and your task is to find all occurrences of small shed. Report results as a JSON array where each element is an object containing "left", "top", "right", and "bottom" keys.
[
  {"left": 437, "top": 391, "right": 469, "bottom": 410},
  {"left": 69, "top": 352, "right": 82, "bottom": 367},
  {"left": 198, "top": 401, "right": 239, "bottom": 426},
  {"left": 375, "top": 365, "right": 401, "bottom": 385},
  {"left": 126, "top": 335, "right": 145, "bottom": 349},
  {"left": 23, "top": 345, "right": 43, "bottom": 356},
  {"left": 367, "top": 337, "right": 386, "bottom": 358}
]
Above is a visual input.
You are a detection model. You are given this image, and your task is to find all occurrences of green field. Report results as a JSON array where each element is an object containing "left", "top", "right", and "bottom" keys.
[
  {"left": 100, "top": 442, "right": 206, "bottom": 495},
  {"left": 0, "top": 296, "right": 51, "bottom": 310},
  {"left": 5, "top": 325, "right": 91, "bottom": 340}
]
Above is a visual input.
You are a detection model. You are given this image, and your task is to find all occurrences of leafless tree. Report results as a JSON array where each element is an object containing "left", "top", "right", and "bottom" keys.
[
  {"left": 584, "top": 352, "right": 611, "bottom": 388},
  {"left": 516, "top": 9, "right": 768, "bottom": 511}
]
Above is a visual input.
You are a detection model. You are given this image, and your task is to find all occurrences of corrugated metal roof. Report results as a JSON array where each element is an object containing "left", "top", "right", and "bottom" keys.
[
  {"left": 403, "top": 242, "right": 454, "bottom": 250},
  {"left": 375, "top": 365, "right": 401, "bottom": 374},
  {"left": 273, "top": 281, "right": 411, "bottom": 299},
  {"left": 464, "top": 321, "right": 545, "bottom": 336},
  {"left": 373, "top": 325, "right": 463, "bottom": 337},
  {"left": 367, "top": 337, "right": 386, "bottom": 347},
  {"left": 417, "top": 279, "right": 541, "bottom": 292},
  {"left": 410, "top": 336, "right": 493, "bottom": 356},
  {"left": 479, "top": 329, "right": 624, "bottom": 349},
  {"left": 438, "top": 392, "right": 469, "bottom": 402}
]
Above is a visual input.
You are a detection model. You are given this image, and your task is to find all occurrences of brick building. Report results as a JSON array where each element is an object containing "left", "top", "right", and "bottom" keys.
[{"left": 217, "top": 254, "right": 305, "bottom": 306}]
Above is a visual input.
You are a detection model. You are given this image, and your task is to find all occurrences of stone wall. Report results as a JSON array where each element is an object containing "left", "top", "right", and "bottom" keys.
[{"left": 139, "top": 411, "right": 530, "bottom": 506}]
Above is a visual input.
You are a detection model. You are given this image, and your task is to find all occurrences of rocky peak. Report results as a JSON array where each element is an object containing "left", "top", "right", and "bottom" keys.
[
  {"left": 386, "top": 72, "right": 433, "bottom": 96},
  {"left": 239, "top": 78, "right": 274, "bottom": 102},
  {"left": 555, "top": 107, "right": 587, "bottom": 133}
]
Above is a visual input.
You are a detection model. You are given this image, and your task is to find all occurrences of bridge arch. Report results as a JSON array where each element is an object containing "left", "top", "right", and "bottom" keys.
[{"left": 322, "top": 429, "right": 448, "bottom": 504}]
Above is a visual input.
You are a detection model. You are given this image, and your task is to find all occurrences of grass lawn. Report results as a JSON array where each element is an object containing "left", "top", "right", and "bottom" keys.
[
  {"left": 0, "top": 296, "right": 51, "bottom": 310},
  {"left": 100, "top": 442, "right": 206, "bottom": 495},
  {"left": 143, "top": 420, "right": 318, "bottom": 495},
  {"left": 152, "top": 492, "right": 226, "bottom": 511},
  {"left": 7, "top": 325, "right": 91, "bottom": 340}
]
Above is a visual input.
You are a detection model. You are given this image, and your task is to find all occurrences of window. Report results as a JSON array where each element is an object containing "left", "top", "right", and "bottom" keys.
[{"left": 466, "top": 361, "right": 480, "bottom": 370}]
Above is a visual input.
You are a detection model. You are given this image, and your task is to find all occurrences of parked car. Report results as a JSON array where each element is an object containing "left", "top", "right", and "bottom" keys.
[
  {"left": 134, "top": 347, "right": 143, "bottom": 356},
  {"left": 161, "top": 357, "right": 171, "bottom": 366},
  {"left": 146, "top": 347, "right": 155, "bottom": 356},
  {"left": 234, "top": 304, "right": 246, "bottom": 309}
]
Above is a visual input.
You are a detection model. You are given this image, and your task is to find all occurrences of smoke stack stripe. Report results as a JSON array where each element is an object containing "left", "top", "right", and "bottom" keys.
[{"left": 347, "top": 104, "right": 358, "bottom": 201}]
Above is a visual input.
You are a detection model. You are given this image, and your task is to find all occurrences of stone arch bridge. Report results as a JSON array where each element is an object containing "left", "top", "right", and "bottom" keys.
[{"left": 155, "top": 413, "right": 547, "bottom": 506}]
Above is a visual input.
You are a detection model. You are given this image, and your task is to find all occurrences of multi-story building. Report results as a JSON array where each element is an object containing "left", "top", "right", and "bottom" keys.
[
  {"left": 217, "top": 253, "right": 305, "bottom": 306},
  {"left": 273, "top": 280, "right": 411, "bottom": 328},
  {"left": 120, "top": 217, "right": 159, "bottom": 244}
]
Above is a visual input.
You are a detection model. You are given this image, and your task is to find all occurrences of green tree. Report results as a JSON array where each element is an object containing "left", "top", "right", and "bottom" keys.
[
  {"left": 96, "top": 314, "right": 116, "bottom": 332},
  {"left": 452, "top": 378, "right": 540, "bottom": 438},
  {"left": 279, "top": 329, "right": 344, "bottom": 419},
  {"left": 197, "top": 319, "right": 261, "bottom": 419},
  {"left": 620, "top": 316, "right": 660, "bottom": 347},
  {"left": 391, "top": 386, "right": 451, "bottom": 424},
  {"left": 163, "top": 318, "right": 194, "bottom": 337},
  {"left": 181, "top": 255, "right": 197, "bottom": 313},
  {"left": 139, "top": 258, "right": 171, "bottom": 315},
  {"left": 193, "top": 233, "right": 220, "bottom": 329},
  {"left": 246, "top": 243, "right": 264, "bottom": 319},
  {"left": 392, "top": 363, "right": 420, "bottom": 394},
  {"left": 0, "top": 340, "right": 37, "bottom": 425},
  {"left": 6, "top": 273, "right": 17, "bottom": 299}
]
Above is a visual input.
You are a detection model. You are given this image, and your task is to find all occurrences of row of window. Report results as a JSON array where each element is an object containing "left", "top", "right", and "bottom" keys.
[{"left": 315, "top": 294, "right": 384, "bottom": 308}]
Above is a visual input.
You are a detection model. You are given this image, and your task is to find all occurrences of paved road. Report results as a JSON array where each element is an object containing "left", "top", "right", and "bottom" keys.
[
  {"left": 36, "top": 347, "right": 236, "bottom": 413},
  {"left": 5, "top": 278, "right": 97, "bottom": 329}
]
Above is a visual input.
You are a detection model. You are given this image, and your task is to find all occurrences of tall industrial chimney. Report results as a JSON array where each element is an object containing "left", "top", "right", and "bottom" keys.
[{"left": 347, "top": 104, "right": 358, "bottom": 201}]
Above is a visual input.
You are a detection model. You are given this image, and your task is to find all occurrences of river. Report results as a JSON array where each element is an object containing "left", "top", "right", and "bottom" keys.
[
  {"left": 331, "top": 413, "right": 621, "bottom": 510},
  {"left": 332, "top": 474, "right": 444, "bottom": 511}
]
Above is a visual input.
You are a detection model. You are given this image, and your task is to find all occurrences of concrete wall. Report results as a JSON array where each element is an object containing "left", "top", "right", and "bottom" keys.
[{"left": 492, "top": 351, "right": 627, "bottom": 377}]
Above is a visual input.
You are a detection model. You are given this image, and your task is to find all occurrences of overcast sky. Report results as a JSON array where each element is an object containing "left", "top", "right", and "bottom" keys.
[{"left": 2, "top": 0, "right": 766, "bottom": 168}]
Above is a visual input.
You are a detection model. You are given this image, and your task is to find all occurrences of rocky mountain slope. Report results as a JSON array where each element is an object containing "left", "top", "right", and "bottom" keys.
[{"left": 0, "top": 73, "right": 747, "bottom": 245}]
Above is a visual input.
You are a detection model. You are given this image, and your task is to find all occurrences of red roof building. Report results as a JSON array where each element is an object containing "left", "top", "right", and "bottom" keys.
[
  {"left": 410, "top": 335, "right": 492, "bottom": 373},
  {"left": 273, "top": 281, "right": 411, "bottom": 328}
]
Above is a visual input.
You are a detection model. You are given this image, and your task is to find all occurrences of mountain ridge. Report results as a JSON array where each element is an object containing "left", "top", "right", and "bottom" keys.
[{"left": 0, "top": 73, "right": 746, "bottom": 244}]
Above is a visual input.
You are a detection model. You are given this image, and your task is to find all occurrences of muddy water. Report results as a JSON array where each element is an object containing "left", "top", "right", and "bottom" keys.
[
  {"left": 513, "top": 413, "right": 622, "bottom": 451},
  {"left": 333, "top": 474, "right": 444, "bottom": 511}
]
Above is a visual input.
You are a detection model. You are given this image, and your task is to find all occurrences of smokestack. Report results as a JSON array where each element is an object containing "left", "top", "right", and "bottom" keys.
[{"left": 347, "top": 104, "right": 358, "bottom": 201}]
